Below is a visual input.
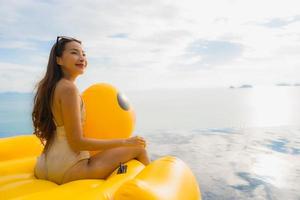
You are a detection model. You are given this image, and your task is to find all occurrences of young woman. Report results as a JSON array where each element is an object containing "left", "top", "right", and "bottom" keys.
[{"left": 32, "top": 36, "right": 150, "bottom": 185}]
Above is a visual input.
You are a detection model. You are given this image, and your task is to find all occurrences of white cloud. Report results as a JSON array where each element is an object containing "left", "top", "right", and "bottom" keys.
[
  {"left": 0, "top": 62, "right": 44, "bottom": 92},
  {"left": 0, "top": 0, "right": 300, "bottom": 92}
]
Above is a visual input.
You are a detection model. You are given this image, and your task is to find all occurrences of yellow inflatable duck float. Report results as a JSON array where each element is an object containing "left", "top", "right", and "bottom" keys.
[{"left": 0, "top": 83, "right": 201, "bottom": 200}]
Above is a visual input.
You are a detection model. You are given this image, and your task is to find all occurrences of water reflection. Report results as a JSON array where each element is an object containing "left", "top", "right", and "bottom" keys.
[
  {"left": 251, "top": 154, "right": 292, "bottom": 188},
  {"left": 145, "top": 126, "right": 300, "bottom": 199},
  {"left": 247, "top": 87, "right": 295, "bottom": 127}
]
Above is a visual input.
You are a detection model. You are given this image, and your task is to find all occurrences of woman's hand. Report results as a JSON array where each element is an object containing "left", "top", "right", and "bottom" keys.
[{"left": 123, "top": 136, "right": 147, "bottom": 148}]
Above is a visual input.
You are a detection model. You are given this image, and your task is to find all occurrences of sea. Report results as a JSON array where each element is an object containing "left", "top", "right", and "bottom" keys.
[{"left": 0, "top": 86, "right": 299, "bottom": 200}]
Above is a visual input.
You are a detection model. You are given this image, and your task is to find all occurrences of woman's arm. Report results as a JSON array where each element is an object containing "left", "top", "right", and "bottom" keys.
[
  {"left": 74, "top": 137, "right": 126, "bottom": 151},
  {"left": 59, "top": 81, "right": 126, "bottom": 151}
]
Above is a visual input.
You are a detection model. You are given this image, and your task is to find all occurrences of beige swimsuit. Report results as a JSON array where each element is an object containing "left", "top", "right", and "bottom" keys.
[{"left": 34, "top": 95, "right": 90, "bottom": 184}]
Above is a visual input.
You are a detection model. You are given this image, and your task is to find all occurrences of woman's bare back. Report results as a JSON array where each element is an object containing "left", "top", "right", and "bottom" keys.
[{"left": 52, "top": 79, "right": 82, "bottom": 127}]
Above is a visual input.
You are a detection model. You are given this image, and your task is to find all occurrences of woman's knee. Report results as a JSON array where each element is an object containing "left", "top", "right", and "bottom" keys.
[{"left": 134, "top": 146, "right": 147, "bottom": 156}]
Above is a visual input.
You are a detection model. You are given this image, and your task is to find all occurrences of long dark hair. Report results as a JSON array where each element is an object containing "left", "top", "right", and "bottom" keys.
[{"left": 32, "top": 37, "right": 81, "bottom": 153}]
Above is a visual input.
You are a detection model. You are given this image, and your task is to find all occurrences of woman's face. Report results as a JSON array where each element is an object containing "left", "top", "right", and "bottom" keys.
[{"left": 56, "top": 41, "right": 88, "bottom": 76}]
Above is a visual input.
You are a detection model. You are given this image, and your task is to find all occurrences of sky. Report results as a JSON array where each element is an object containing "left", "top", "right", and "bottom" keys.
[{"left": 0, "top": 0, "right": 300, "bottom": 93}]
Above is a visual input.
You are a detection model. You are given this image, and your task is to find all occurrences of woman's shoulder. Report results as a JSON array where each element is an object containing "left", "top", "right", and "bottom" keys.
[
  {"left": 55, "top": 79, "right": 80, "bottom": 100},
  {"left": 56, "top": 79, "right": 79, "bottom": 93}
]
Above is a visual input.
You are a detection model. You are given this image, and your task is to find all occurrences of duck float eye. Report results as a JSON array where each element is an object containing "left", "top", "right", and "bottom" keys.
[{"left": 117, "top": 92, "right": 130, "bottom": 111}]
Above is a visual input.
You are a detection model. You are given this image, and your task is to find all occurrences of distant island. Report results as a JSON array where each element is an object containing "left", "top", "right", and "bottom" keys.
[
  {"left": 239, "top": 84, "right": 253, "bottom": 88},
  {"left": 276, "top": 83, "right": 292, "bottom": 87},
  {"left": 229, "top": 84, "right": 253, "bottom": 89},
  {"left": 229, "top": 83, "right": 300, "bottom": 89},
  {"left": 276, "top": 83, "right": 300, "bottom": 87}
]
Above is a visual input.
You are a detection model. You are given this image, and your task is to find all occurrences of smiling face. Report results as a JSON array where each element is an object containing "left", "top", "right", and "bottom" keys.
[{"left": 56, "top": 41, "right": 88, "bottom": 78}]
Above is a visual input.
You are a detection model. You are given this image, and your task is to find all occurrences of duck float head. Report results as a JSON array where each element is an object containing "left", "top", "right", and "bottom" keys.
[{"left": 82, "top": 83, "right": 135, "bottom": 146}]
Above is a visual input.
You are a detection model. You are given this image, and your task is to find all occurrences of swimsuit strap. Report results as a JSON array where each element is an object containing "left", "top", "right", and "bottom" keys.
[
  {"left": 53, "top": 118, "right": 59, "bottom": 127},
  {"left": 45, "top": 152, "right": 49, "bottom": 180}
]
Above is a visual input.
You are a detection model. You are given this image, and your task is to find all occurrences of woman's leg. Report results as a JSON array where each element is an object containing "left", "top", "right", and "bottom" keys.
[
  {"left": 87, "top": 146, "right": 150, "bottom": 179},
  {"left": 62, "top": 146, "right": 150, "bottom": 183}
]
